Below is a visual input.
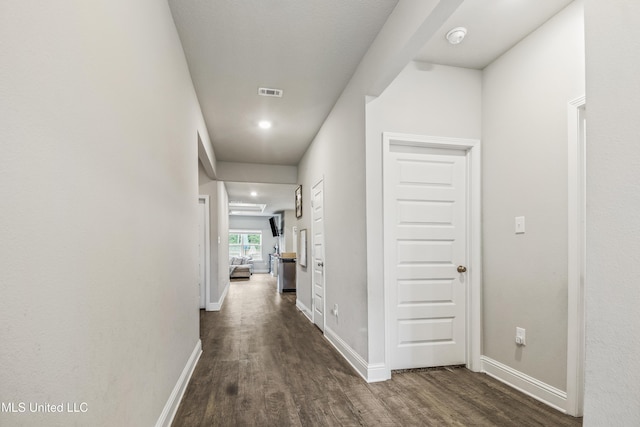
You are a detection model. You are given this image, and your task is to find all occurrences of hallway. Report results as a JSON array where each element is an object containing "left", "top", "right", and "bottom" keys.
[{"left": 172, "top": 275, "right": 582, "bottom": 426}]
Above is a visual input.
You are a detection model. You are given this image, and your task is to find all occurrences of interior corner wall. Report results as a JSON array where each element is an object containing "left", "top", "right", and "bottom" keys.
[
  {"left": 481, "top": 0, "right": 585, "bottom": 391},
  {"left": 198, "top": 157, "right": 214, "bottom": 186},
  {"left": 0, "top": 1, "right": 210, "bottom": 425},
  {"left": 365, "top": 61, "right": 482, "bottom": 365},
  {"left": 583, "top": 1, "right": 640, "bottom": 424}
]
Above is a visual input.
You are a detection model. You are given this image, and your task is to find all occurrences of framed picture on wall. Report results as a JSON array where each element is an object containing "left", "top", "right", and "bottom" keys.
[{"left": 295, "top": 185, "right": 302, "bottom": 218}]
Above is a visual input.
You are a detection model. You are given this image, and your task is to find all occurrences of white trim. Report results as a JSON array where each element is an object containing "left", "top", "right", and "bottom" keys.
[
  {"left": 301, "top": 305, "right": 388, "bottom": 382},
  {"left": 481, "top": 356, "right": 567, "bottom": 414},
  {"left": 296, "top": 299, "right": 313, "bottom": 322},
  {"left": 155, "top": 340, "right": 202, "bottom": 427},
  {"left": 324, "top": 327, "right": 368, "bottom": 382},
  {"left": 327, "top": 328, "right": 391, "bottom": 383},
  {"left": 366, "top": 363, "right": 390, "bottom": 383},
  {"left": 382, "top": 132, "right": 482, "bottom": 378},
  {"left": 198, "top": 196, "right": 211, "bottom": 311},
  {"left": 566, "top": 95, "right": 586, "bottom": 417},
  {"left": 207, "top": 280, "right": 229, "bottom": 311}
]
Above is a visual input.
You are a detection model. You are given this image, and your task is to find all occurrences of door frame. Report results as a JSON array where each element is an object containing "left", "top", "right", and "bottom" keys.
[
  {"left": 198, "top": 195, "right": 211, "bottom": 311},
  {"left": 311, "top": 177, "right": 326, "bottom": 332},
  {"left": 382, "top": 132, "right": 482, "bottom": 377},
  {"left": 566, "top": 96, "right": 586, "bottom": 416}
]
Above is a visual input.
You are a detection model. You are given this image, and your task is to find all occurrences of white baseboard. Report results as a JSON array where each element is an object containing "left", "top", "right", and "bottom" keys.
[
  {"left": 253, "top": 269, "right": 269, "bottom": 274},
  {"left": 295, "top": 299, "right": 312, "bottom": 321},
  {"left": 366, "top": 363, "right": 391, "bottom": 382},
  {"left": 324, "top": 327, "right": 389, "bottom": 383},
  {"left": 481, "top": 356, "right": 567, "bottom": 413},
  {"left": 155, "top": 340, "right": 202, "bottom": 427},
  {"left": 206, "top": 281, "right": 229, "bottom": 311},
  {"left": 324, "top": 327, "right": 368, "bottom": 381}
]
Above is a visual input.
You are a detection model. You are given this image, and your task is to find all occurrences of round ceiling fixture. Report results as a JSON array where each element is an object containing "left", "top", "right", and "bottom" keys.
[
  {"left": 446, "top": 27, "right": 467, "bottom": 45},
  {"left": 258, "top": 120, "right": 272, "bottom": 129},
  {"left": 250, "top": 191, "right": 257, "bottom": 197}
]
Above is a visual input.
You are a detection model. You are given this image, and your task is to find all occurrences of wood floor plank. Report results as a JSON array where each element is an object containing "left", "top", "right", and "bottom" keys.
[{"left": 172, "top": 274, "right": 582, "bottom": 427}]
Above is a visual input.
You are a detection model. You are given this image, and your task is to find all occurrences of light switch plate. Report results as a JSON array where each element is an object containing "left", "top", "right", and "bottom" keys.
[{"left": 515, "top": 216, "right": 525, "bottom": 234}]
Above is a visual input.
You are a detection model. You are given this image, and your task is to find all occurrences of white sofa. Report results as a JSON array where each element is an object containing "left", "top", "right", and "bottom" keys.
[{"left": 229, "top": 256, "right": 253, "bottom": 279}]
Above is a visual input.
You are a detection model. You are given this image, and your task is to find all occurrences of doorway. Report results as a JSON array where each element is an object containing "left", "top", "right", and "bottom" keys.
[
  {"left": 198, "top": 195, "right": 211, "bottom": 310},
  {"left": 566, "top": 96, "right": 586, "bottom": 416},
  {"left": 383, "top": 133, "right": 481, "bottom": 373},
  {"left": 311, "top": 179, "right": 326, "bottom": 331}
]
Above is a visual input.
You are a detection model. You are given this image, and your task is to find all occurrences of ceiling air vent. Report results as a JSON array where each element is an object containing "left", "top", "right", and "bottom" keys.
[{"left": 258, "top": 87, "right": 283, "bottom": 98}]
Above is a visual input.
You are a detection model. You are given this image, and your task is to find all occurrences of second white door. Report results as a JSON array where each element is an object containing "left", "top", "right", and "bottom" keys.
[
  {"left": 312, "top": 180, "right": 325, "bottom": 331},
  {"left": 385, "top": 145, "right": 468, "bottom": 369}
]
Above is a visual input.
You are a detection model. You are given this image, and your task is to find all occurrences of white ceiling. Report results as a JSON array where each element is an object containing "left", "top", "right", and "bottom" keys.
[
  {"left": 168, "top": 0, "right": 399, "bottom": 166},
  {"left": 414, "top": 0, "right": 574, "bottom": 69},
  {"left": 225, "top": 182, "right": 297, "bottom": 215},
  {"left": 181, "top": 0, "right": 576, "bottom": 209}
]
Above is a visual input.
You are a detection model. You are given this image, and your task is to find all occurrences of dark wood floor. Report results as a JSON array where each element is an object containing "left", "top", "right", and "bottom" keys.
[{"left": 172, "top": 274, "right": 582, "bottom": 426}]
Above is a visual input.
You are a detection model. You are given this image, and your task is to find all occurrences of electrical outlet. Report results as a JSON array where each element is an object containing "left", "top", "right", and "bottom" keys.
[
  {"left": 333, "top": 303, "right": 339, "bottom": 317},
  {"left": 516, "top": 327, "right": 526, "bottom": 346}
]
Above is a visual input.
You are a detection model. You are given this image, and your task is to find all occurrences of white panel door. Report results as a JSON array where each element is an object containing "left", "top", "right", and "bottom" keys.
[
  {"left": 312, "top": 180, "right": 325, "bottom": 331},
  {"left": 385, "top": 146, "right": 468, "bottom": 369},
  {"left": 198, "top": 198, "right": 206, "bottom": 309}
]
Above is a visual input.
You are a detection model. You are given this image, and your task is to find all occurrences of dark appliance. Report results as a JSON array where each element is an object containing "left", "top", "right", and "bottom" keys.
[{"left": 278, "top": 257, "right": 296, "bottom": 293}]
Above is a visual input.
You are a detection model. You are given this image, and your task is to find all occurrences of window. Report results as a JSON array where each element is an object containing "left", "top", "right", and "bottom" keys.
[{"left": 229, "top": 230, "right": 262, "bottom": 260}]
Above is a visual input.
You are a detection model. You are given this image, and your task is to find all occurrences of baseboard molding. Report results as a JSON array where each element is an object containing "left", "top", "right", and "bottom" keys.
[
  {"left": 155, "top": 340, "right": 202, "bottom": 427},
  {"left": 295, "top": 299, "right": 312, "bottom": 322},
  {"left": 206, "top": 281, "right": 229, "bottom": 311},
  {"left": 366, "top": 363, "right": 390, "bottom": 383},
  {"left": 253, "top": 269, "right": 269, "bottom": 274},
  {"left": 324, "top": 327, "right": 368, "bottom": 382},
  {"left": 324, "top": 327, "right": 389, "bottom": 383},
  {"left": 296, "top": 308, "right": 388, "bottom": 383},
  {"left": 481, "top": 356, "right": 567, "bottom": 413}
]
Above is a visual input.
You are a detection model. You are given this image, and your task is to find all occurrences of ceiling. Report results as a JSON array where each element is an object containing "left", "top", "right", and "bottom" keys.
[
  {"left": 178, "top": 0, "right": 575, "bottom": 210},
  {"left": 168, "top": 0, "right": 399, "bottom": 166},
  {"left": 226, "top": 182, "right": 297, "bottom": 216},
  {"left": 414, "top": 0, "right": 574, "bottom": 69}
]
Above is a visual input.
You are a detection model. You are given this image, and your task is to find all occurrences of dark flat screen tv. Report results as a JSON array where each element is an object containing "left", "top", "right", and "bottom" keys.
[{"left": 268, "top": 217, "right": 279, "bottom": 237}]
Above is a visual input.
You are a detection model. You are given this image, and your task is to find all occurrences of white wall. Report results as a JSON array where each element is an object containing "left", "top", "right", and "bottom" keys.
[
  {"left": 229, "top": 216, "right": 278, "bottom": 273},
  {"left": 583, "top": 1, "right": 640, "bottom": 424},
  {"left": 216, "top": 162, "right": 297, "bottom": 184},
  {"left": 283, "top": 210, "right": 297, "bottom": 253},
  {"left": 365, "top": 61, "right": 482, "bottom": 366},
  {"left": 0, "top": 1, "right": 210, "bottom": 425},
  {"left": 482, "top": 0, "right": 585, "bottom": 391}
]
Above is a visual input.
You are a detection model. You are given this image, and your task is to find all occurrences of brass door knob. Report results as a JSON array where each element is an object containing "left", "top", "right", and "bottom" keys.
[{"left": 457, "top": 265, "right": 467, "bottom": 273}]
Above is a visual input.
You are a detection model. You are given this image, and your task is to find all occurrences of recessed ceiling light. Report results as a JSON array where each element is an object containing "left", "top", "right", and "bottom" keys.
[
  {"left": 446, "top": 27, "right": 467, "bottom": 45},
  {"left": 250, "top": 191, "right": 257, "bottom": 197},
  {"left": 258, "top": 120, "right": 272, "bottom": 129}
]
